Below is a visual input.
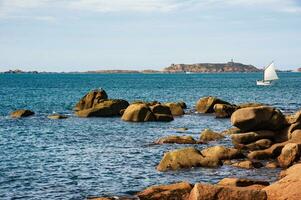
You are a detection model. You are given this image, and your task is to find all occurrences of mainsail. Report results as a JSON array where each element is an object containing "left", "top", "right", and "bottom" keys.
[{"left": 264, "top": 63, "right": 279, "bottom": 81}]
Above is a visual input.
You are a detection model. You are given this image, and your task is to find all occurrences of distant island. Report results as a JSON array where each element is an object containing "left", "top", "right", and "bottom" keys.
[{"left": 2, "top": 61, "right": 299, "bottom": 74}]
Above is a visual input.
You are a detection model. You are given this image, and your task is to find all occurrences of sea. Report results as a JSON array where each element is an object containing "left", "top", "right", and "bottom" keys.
[{"left": 0, "top": 72, "right": 301, "bottom": 199}]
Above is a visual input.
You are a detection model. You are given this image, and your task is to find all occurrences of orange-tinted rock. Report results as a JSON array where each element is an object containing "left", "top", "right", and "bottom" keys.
[
  {"left": 150, "top": 104, "right": 174, "bottom": 122},
  {"left": 155, "top": 135, "right": 197, "bottom": 144},
  {"left": 217, "top": 178, "right": 269, "bottom": 187},
  {"left": 213, "top": 103, "right": 237, "bottom": 118},
  {"left": 200, "top": 129, "right": 224, "bottom": 141},
  {"left": 10, "top": 109, "right": 34, "bottom": 118},
  {"left": 231, "top": 131, "right": 276, "bottom": 145},
  {"left": 164, "top": 102, "right": 185, "bottom": 116},
  {"left": 121, "top": 104, "right": 156, "bottom": 122},
  {"left": 247, "top": 141, "right": 289, "bottom": 160},
  {"left": 137, "top": 182, "right": 193, "bottom": 200},
  {"left": 231, "top": 160, "right": 263, "bottom": 169},
  {"left": 196, "top": 96, "right": 231, "bottom": 113},
  {"left": 200, "top": 145, "right": 244, "bottom": 160},
  {"left": 74, "top": 89, "right": 108, "bottom": 111},
  {"left": 277, "top": 143, "right": 301, "bottom": 168}
]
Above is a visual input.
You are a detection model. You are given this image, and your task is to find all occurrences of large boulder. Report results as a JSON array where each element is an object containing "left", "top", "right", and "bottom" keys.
[
  {"left": 200, "top": 129, "right": 224, "bottom": 141},
  {"left": 214, "top": 104, "right": 237, "bottom": 118},
  {"left": 231, "top": 131, "right": 276, "bottom": 144},
  {"left": 122, "top": 104, "right": 156, "bottom": 122},
  {"left": 76, "top": 99, "right": 129, "bottom": 117},
  {"left": 150, "top": 104, "right": 173, "bottom": 122},
  {"left": 196, "top": 96, "right": 231, "bottom": 113},
  {"left": 217, "top": 178, "right": 269, "bottom": 188},
  {"left": 155, "top": 135, "right": 197, "bottom": 144},
  {"left": 285, "top": 110, "right": 301, "bottom": 125},
  {"left": 10, "top": 109, "right": 34, "bottom": 118},
  {"left": 263, "top": 163, "right": 301, "bottom": 200},
  {"left": 200, "top": 145, "right": 244, "bottom": 160},
  {"left": 137, "top": 182, "right": 193, "bottom": 200},
  {"left": 164, "top": 102, "right": 185, "bottom": 116},
  {"left": 74, "top": 89, "right": 108, "bottom": 111},
  {"left": 231, "top": 106, "right": 287, "bottom": 132},
  {"left": 156, "top": 147, "right": 222, "bottom": 172},
  {"left": 277, "top": 143, "right": 301, "bottom": 168},
  {"left": 188, "top": 183, "right": 267, "bottom": 200}
]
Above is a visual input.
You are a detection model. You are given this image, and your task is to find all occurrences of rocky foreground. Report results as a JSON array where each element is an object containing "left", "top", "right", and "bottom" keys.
[{"left": 10, "top": 89, "right": 301, "bottom": 200}]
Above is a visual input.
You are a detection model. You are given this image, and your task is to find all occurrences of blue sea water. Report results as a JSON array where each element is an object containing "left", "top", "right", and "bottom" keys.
[{"left": 0, "top": 72, "right": 301, "bottom": 199}]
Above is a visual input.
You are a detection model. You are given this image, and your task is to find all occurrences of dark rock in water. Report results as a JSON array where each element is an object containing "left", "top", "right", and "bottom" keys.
[
  {"left": 150, "top": 104, "right": 173, "bottom": 121},
  {"left": 231, "top": 106, "right": 287, "bottom": 132},
  {"left": 189, "top": 183, "right": 267, "bottom": 200},
  {"left": 76, "top": 99, "right": 129, "bottom": 117},
  {"left": 164, "top": 102, "right": 185, "bottom": 116},
  {"left": 178, "top": 101, "right": 187, "bottom": 109},
  {"left": 47, "top": 114, "right": 68, "bottom": 119},
  {"left": 10, "top": 109, "right": 34, "bottom": 118},
  {"left": 137, "top": 182, "right": 193, "bottom": 200},
  {"left": 155, "top": 135, "right": 197, "bottom": 144},
  {"left": 74, "top": 88, "right": 108, "bottom": 111},
  {"left": 217, "top": 178, "right": 269, "bottom": 187},
  {"left": 121, "top": 103, "right": 156, "bottom": 122},
  {"left": 277, "top": 143, "right": 301, "bottom": 168},
  {"left": 214, "top": 103, "right": 237, "bottom": 118},
  {"left": 200, "top": 129, "right": 224, "bottom": 141},
  {"left": 196, "top": 96, "right": 231, "bottom": 113},
  {"left": 231, "top": 160, "right": 263, "bottom": 169},
  {"left": 156, "top": 147, "right": 222, "bottom": 172}
]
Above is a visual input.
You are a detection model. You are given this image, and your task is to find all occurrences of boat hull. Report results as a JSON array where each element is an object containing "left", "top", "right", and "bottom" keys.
[{"left": 256, "top": 80, "right": 272, "bottom": 86}]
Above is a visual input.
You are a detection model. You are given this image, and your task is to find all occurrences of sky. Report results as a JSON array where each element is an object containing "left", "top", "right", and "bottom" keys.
[{"left": 0, "top": 0, "right": 301, "bottom": 72}]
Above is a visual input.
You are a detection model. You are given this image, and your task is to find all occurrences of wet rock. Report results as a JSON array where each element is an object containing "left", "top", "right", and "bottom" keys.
[
  {"left": 200, "top": 145, "right": 244, "bottom": 160},
  {"left": 150, "top": 104, "right": 174, "bottom": 122},
  {"left": 217, "top": 178, "right": 269, "bottom": 187},
  {"left": 121, "top": 104, "right": 156, "bottom": 122},
  {"left": 277, "top": 143, "right": 301, "bottom": 168},
  {"left": 47, "top": 114, "right": 68, "bottom": 119},
  {"left": 200, "top": 129, "right": 224, "bottom": 141},
  {"left": 74, "top": 89, "right": 108, "bottom": 111},
  {"left": 137, "top": 182, "right": 193, "bottom": 200},
  {"left": 188, "top": 183, "right": 267, "bottom": 200},
  {"left": 10, "top": 109, "right": 34, "bottom": 118},
  {"left": 156, "top": 147, "right": 222, "bottom": 172},
  {"left": 76, "top": 99, "right": 129, "bottom": 117},
  {"left": 231, "top": 131, "right": 276, "bottom": 145},
  {"left": 196, "top": 96, "right": 231, "bottom": 113},
  {"left": 164, "top": 102, "right": 184, "bottom": 116},
  {"left": 155, "top": 135, "right": 197, "bottom": 144},
  {"left": 213, "top": 103, "right": 237, "bottom": 118},
  {"left": 238, "top": 139, "right": 273, "bottom": 151},
  {"left": 231, "top": 106, "right": 287, "bottom": 132},
  {"left": 263, "top": 163, "right": 301, "bottom": 200},
  {"left": 231, "top": 160, "right": 263, "bottom": 169}
]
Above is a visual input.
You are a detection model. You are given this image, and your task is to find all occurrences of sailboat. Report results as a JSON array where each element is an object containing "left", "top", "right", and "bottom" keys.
[{"left": 256, "top": 62, "right": 279, "bottom": 86}]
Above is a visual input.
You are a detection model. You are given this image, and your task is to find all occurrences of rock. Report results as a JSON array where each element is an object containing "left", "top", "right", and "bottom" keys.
[
  {"left": 74, "top": 89, "right": 108, "bottom": 111},
  {"left": 285, "top": 110, "right": 301, "bottom": 124},
  {"left": 137, "top": 182, "right": 193, "bottom": 200},
  {"left": 178, "top": 101, "right": 187, "bottom": 109},
  {"left": 290, "top": 129, "right": 301, "bottom": 141},
  {"left": 247, "top": 141, "right": 289, "bottom": 160},
  {"left": 217, "top": 178, "right": 269, "bottom": 187},
  {"left": 221, "top": 127, "right": 242, "bottom": 135},
  {"left": 196, "top": 96, "right": 231, "bottom": 113},
  {"left": 188, "top": 183, "right": 267, "bottom": 200},
  {"left": 231, "top": 106, "right": 287, "bottom": 132},
  {"left": 155, "top": 135, "right": 197, "bottom": 144},
  {"left": 10, "top": 109, "right": 34, "bottom": 118},
  {"left": 164, "top": 102, "right": 184, "bottom": 116},
  {"left": 231, "top": 131, "right": 276, "bottom": 145},
  {"left": 238, "top": 139, "right": 273, "bottom": 151},
  {"left": 263, "top": 163, "right": 301, "bottom": 200},
  {"left": 237, "top": 102, "right": 264, "bottom": 109},
  {"left": 200, "top": 145, "right": 244, "bottom": 160},
  {"left": 76, "top": 99, "right": 129, "bottom": 117},
  {"left": 150, "top": 104, "right": 174, "bottom": 122},
  {"left": 231, "top": 160, "right": 263, "bottom": 169},
  {"left": 121, "top": 103, "right": 156, "bottom": 122},
  {"left": 156, "top": 147, "right": 222, "bottom": 172},
  {"left": 265, "top": 161, "right": 278, "bottom": 169},
  {"left": 47, "top": 114, "right": 68, "bottom": 119},
  {"left": 213, "top": 104, "right": 237, "bottom": 118},
  {"left": 174, "top": 127, "right": 188, "bottom": 132},
  {"left": 277, "top": 143, "right": 301, "bottom": 168},
  {"left": 200, "top": 129, "right": 224, "bottom": 141}
]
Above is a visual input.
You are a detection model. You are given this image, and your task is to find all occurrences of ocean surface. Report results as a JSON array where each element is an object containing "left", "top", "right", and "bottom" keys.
[{"left": 1, "top": 72, "right": 301, "bottom": 199}]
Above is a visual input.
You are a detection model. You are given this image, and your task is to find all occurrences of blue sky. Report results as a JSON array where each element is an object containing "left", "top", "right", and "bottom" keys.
[{"left": 0, "top": 0, "right": 301, "bottom": 72}]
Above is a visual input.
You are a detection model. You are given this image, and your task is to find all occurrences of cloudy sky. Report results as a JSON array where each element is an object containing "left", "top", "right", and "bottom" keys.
[{"left": 0, "top": 0, "right": 300, "bottom": 72}]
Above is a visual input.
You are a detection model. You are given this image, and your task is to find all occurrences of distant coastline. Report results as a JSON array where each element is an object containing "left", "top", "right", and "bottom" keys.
[{"left": 1, "top": 61, "right": 298, "bottom": 74}]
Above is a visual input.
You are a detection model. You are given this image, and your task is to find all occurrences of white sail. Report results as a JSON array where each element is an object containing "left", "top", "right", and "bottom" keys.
[{"left": 264, "top": 63, "right": 278, "bottom": 81}]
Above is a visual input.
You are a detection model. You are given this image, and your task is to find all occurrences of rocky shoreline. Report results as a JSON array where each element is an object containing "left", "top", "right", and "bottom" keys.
[{"left": 10, "top": 89, "right": 301, "bottom": 200}]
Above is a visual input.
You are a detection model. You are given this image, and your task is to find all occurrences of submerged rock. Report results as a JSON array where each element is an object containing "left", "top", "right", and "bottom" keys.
[
  {"left": 10, "top": 109, "right": 34, "bottom": 118},
  {"left": 156, "top": 147, "right": 221, "bottom": 172},
  {"left": 200, "top": 129, "right": 224, "bottom": 141},
  {"left": 47, "top": 114, "right": 68, "bottom": 119},
  {"left": 196, "top": 96, "right": 231, "bottom": 113},
  {"left": 137, "top": 182, "right": 193, "bottom": 200},
  {"left": 231, "top": 106, "right": 287, "bottom": 132},
  {"left": 188, "top": 183, "right": 267, "bottom": 200},
  {"left": 155, "top": 135, "right": 197, "bottom": 144}
]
